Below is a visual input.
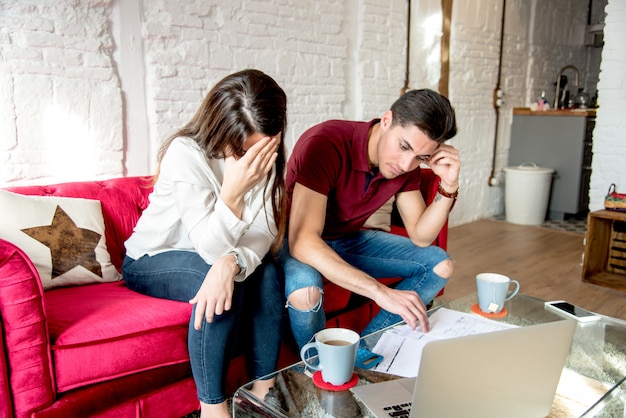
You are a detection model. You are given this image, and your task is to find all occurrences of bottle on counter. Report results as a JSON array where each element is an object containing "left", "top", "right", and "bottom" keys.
[
  {"left": 574, "top": 88, "right": 590, "bottom": 109},
  {"left": 591, "top": 91, "right": 598, "bottom": 108},
  {"left": 530, "top": 91, "right": 550, "bottom": 111}
]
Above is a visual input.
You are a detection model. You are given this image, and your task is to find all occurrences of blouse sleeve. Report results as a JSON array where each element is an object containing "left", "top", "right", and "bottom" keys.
[
  {"left": 172, "top": 181, "right": 276, "bottom": 280},
  {"left": 162, "top": 139, "right": 276, "bottom": 279}
]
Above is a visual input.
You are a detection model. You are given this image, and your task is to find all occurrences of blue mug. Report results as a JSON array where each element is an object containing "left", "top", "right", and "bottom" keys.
[
  {"left": 300, "top": 328, "right": 359, "bottom": 385},
  {"left": 476, "top": 273, "right": 520, "bottom": 314}
]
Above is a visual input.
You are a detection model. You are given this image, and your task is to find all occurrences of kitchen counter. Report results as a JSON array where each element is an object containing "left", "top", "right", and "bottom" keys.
[
  {"left": 513, "top": 107, "right": 596, "bottom": 117},
  {"left": 509, "top": 110, "right": 595, "bottom": 219}
]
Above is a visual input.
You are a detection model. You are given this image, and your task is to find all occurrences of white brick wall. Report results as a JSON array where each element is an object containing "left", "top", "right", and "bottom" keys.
[
  {"left": 589, "top": 1, "right": 626, "bottom": 210},
  {"left": 1, "top": 0, "right": 621, "bottom": 227},
  {"left": 141, "top": 0, "right": 358, "bottom": 160},
  {"left": 1, "top": 0, "right": 124, "bottom": 184}
]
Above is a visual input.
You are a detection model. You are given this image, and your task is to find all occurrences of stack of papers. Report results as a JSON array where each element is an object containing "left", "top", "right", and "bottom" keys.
[{"left": 371, "top": 308, "right": 517, "bottom": 377}]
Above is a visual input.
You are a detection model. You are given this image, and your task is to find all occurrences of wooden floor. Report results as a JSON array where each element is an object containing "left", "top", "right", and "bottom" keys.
[{"left": 440, "top": 219, "right": 626, "bottom": 321}]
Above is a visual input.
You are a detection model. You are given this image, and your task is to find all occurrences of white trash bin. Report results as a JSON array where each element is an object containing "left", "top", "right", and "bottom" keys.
[{"left": 504, "top": 163, "right": 555, "bottom": 225}]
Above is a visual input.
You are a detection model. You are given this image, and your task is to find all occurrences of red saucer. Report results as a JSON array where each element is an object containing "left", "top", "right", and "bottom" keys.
[
  {"left": 312, "top": 371, "right": 358, "bottom": 391},
  {"left": 471, "top": 303, "right": 508, "bottom": 318}
]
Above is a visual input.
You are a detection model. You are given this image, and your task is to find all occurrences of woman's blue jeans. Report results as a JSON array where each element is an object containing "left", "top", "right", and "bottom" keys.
[
  {"left": 122, "top": 251, "right": 284, "bottom": 405},
  {"left": 280, "top": 230, "right": 450, "bottom": 349}
]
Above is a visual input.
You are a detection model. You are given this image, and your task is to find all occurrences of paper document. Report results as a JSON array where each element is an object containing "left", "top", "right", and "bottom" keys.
[{"left": 371, "top": 307, "right": 517, "bottom": 377}]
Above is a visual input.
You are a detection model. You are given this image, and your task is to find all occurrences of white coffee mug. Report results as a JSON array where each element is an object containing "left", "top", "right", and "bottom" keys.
[
  {"left": 476, "top": 273, "right": 520, "bottom": 314},
  {"left": 300, "top": 328, "right": 359, "bottom": 386}
]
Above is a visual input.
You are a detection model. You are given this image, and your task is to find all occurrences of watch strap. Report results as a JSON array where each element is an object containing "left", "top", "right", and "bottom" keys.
[{"left": 437, "top": 182, "right": 459, "bottom": 199}]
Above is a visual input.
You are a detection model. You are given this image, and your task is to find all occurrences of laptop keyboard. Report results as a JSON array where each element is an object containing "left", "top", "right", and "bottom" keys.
[{"left": 383, "top": 402, "right": 412, "bottom": 417}]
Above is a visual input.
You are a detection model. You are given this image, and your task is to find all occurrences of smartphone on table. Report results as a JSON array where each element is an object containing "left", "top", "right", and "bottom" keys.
[{"left": 545, "top": 300, "right": 601, "bottom": 322}]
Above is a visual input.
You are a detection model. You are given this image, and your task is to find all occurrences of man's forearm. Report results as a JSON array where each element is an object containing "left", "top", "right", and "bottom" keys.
[{"left": 407, "top": 194, "right": 455, "bottom": 247}]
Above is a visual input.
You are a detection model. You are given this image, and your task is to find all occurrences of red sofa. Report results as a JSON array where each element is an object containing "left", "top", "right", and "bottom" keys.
[{"left": 0, "top": 170, "right": 447, "bottom": 418}]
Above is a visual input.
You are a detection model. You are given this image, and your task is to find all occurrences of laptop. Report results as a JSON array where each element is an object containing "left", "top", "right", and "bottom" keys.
[{"left": 351, "top": 319, "right": 577, "bottom": 418}]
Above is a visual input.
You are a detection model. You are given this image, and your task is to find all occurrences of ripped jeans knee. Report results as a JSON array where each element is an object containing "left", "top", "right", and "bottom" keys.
[
  {"left": 286, "top": 286, "right": 323, "bottom": 311},
  {"left": 433, "top": 257, "right": 454, "bottom": 279},
  {"left": 286, "top": 286, "right": 325, "bottom": 349}
]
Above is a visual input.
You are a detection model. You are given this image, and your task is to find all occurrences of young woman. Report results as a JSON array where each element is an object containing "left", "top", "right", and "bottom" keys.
[{"left": 122, "top": 69, "right": 287, "bottom": 418}]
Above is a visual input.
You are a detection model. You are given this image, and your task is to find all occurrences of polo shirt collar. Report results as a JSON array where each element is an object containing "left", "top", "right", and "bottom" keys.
[{"left": 352, "top": 119, "right": 380, "bottom": 173}]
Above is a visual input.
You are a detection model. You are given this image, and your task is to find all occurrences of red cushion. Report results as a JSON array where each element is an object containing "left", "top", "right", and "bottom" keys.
[
  {"left": 389, "top": 225, "right": 409, "bottom": 237},
  {"left": 44, "top": 282, "right": 192, "bottom": 393},
  {"left": 31, "top": 364, "right": 198, "bottom": 418},
  {"left": 322, "top": 282, "right": 351, "bottom": 313}
]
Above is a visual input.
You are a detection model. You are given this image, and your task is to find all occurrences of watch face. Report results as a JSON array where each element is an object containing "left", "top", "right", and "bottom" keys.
[{"left": 234, "top": 253, "right": 246, "bottom": 275}]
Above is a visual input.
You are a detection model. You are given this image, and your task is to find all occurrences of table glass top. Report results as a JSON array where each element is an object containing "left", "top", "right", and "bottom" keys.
[{"left": 232, "top": 293, "right": 626, "bottom": 417}]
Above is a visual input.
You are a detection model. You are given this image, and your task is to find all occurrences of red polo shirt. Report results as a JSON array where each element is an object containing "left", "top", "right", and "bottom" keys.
[{"left": 286, "top": 119, "right": 422, "bottom": 240}]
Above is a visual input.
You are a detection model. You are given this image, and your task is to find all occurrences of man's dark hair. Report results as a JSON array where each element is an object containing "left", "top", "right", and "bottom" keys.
[{"left": 390, "top": 89, "right": 458, "bottom": 143}]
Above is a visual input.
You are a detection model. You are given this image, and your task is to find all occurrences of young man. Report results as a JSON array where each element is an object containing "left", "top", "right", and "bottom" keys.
[{"left": 279, "top": 89, "right": 460, "bottom": 349}]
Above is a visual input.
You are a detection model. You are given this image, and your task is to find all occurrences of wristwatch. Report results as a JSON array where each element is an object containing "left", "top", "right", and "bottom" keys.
[{"left": 229, "top": 251, "right": 247, "bottom": 278}]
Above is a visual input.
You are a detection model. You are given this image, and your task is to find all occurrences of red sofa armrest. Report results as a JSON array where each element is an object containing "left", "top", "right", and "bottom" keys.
[
  {"left": 0, "top": 318, "right": 12, "bottom": 418},
  {"left": 0, "top": 239, "right": 55, "bottom": 418}
]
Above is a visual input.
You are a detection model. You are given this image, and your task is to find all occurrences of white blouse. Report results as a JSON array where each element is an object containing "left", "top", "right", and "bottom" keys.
[{"left": 124, "top": 136, "right": 277, "bottom": 280}]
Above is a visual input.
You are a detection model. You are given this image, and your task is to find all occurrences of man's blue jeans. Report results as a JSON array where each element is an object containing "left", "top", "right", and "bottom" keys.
[
  {"left": 122, "top": 251, "right": 284, "bottom": 405},
  {"left": 280, "top": 230, "right": 449, "bottom": 349}
]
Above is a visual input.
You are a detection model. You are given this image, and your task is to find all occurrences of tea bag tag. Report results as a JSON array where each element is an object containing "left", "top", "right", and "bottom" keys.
[{"left": 488, "top": 302, "right": 500, "bottom": 312}]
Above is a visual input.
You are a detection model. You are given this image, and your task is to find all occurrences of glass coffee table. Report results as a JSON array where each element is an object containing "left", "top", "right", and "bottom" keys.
[{"left": 232, "top": 293, "right": 626, "bottom": 417}]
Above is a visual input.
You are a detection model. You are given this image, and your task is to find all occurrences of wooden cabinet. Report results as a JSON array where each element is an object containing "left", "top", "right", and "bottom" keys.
[
  {"left": 509, "top": 109, "right": 595, "bottom": 220},
  {"left": 582, "top": 210, "right": 626, "bottom": 292}
]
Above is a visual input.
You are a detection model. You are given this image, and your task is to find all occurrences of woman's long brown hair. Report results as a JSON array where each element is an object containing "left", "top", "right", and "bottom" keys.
[{"left": 153, "top": 69, "right": 287, "bottom": 254}]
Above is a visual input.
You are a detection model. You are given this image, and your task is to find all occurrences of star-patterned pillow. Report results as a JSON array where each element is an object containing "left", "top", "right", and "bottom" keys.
[{"left": 0, "top": 190, "right": 121, "bottom": 289}]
